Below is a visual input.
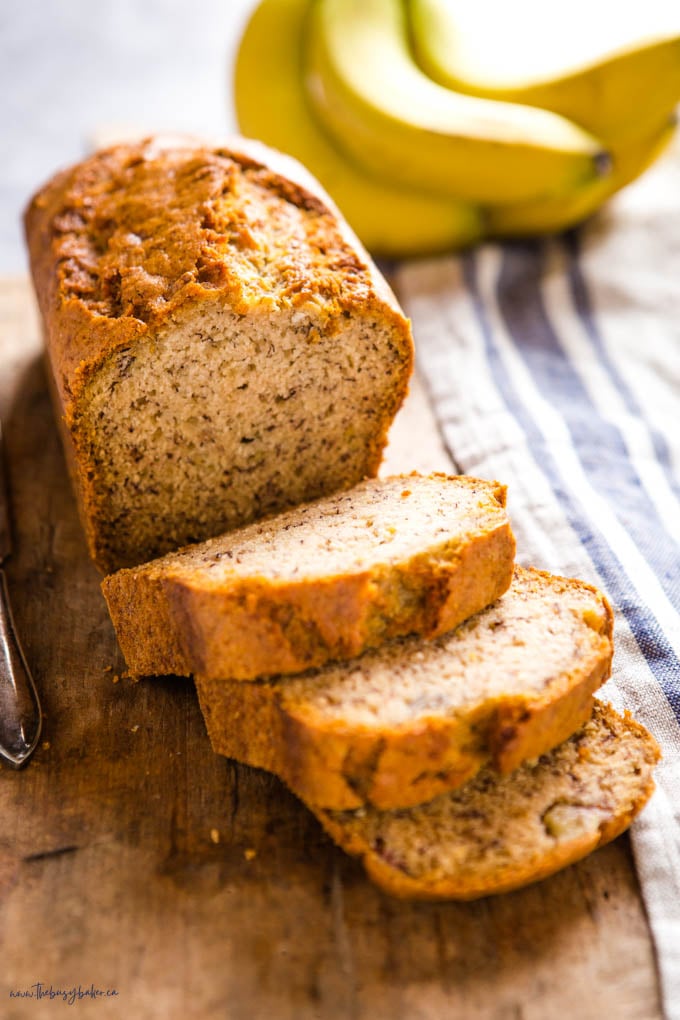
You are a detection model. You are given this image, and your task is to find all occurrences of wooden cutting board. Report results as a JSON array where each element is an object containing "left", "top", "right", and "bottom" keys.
[{"left": 0, "top": 277, "right": 661, "bottom": 1019}]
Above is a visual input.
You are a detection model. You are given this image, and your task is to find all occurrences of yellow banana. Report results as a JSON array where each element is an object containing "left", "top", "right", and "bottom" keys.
[
  {"left": 233, "top": 0, "right": 482, "bottom": 257},
  {"left": 487, "top": 117, "right": 676, "bottom": 237},
  {"left": 410, "top": 0, "right": 680, "bottom": 145},
  {"left": 304, "top": 0, "right": 610, "bottom": 205}
]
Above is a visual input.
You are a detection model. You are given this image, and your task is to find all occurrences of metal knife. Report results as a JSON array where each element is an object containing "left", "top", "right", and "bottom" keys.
[{"left": 0, "top": 423, "right": 42, "bottom": 768}]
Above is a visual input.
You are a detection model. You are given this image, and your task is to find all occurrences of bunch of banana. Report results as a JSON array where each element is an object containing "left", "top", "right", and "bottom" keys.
[
  {"left": 234, "top": 0, "right": 483, "bottom": 255},
  {"left": 234, "top": 0, "right": 680, "bottom": 257}
]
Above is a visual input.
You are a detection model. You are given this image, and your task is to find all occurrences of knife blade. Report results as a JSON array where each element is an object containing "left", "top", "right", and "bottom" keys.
[{"left": 0, "top": 422, "right": 42, "bottom": 768}]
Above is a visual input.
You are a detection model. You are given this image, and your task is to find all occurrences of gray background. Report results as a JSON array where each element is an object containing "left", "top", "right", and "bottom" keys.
[{"left": 1, "top": 0, "right": 257, "bottom": 272}]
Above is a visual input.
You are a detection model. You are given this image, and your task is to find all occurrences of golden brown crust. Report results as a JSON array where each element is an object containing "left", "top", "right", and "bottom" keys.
[
  {"left": 326, "top": 792, "right": 650, "bottom": 901},
  {"left": 102, "top": 473, "right": 515, "bottom": 681},
  {"left": 102, "top": 571, "right": 191, "bottom": 678},
  {"left": 491, "top": 576, "right": 614, "bottom": 774},
  {"left": 25, "top": 136, "right": 414, "bottom": 572},
  {"left": 310, "top": 704, "right": 660, "bottom": 900},
  {"left": 25, "top": 135, "right": 409, "bottom": 413},
  {"left": 196, "top": 674, "right": 484, "bottom": 809},
  {"left": 194, "top": 566, "right": 614, "bottom": 810}
]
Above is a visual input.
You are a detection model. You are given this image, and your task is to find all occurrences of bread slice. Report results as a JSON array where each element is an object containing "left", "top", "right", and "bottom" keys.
[
  {"left": 195, "top": 566, "right": 614, "bottom": 810},
  {"left": 102, "top": 473, "right": 515, "bottom": 680},
  {"left": 311, "top": 702, "right": 660, "bottom": 900},
  {"left": 25, "top": 136, "right": 413, "bottom": 572}
]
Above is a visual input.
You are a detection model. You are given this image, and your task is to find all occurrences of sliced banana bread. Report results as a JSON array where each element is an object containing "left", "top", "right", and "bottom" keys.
[
  {"left": 102, "top": 473, "right": 515, "bottom": 680},
  {"left": 25, "top": 136, "right": 413, "bottom": 572},
  {"left": 312, "top": 702, "right": 659, "bottom": 900},
  {"left": 195, "top": 566, "right": 614, "bottom": 810}
]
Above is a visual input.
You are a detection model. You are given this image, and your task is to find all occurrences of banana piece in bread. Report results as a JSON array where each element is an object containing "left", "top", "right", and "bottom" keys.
[
  {"left": 312, "top": 702, "right": 659, "bottom": 899},
  {"left": 25, "top": 136, "right": 413, "bottom": 572},
  {"left": 196, "top": 566, "right": 614, "bottom": 810},
  {"left": 102, "top": 473, "right": 515, "bottom": 680}
]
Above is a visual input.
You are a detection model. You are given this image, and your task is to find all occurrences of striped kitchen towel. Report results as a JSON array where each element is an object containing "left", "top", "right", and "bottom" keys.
[{"left": 394, "top": 139, "right": 680, "bottom": 1020}]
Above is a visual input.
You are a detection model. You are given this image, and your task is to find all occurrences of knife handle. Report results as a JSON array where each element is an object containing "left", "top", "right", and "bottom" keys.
[{"left": 0, "top": 567, "right": 41, "bottom": 768}]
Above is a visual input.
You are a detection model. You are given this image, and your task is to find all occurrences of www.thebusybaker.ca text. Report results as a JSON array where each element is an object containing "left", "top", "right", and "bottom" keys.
[{"left": 9, "top": 982, "right": 119, "bottom": 1005}]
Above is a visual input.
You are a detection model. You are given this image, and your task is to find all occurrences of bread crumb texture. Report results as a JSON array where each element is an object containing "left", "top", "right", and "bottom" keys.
[
  {"left": 102, "top": 473, "right": 515, "bottom": 679},
  {"left": 25, "top": 137, "right": 413, "bottom": 571},
  {"left": 194, "top": 566, "right": 614, "bottom": 810},
  {"left": 136, "top": 473, "right": 508, "bottom": 583},
  {"left": 313, "top": 702, "right": 659, "bottom": 900},
  {"left": 279, "top": 566, "right": 611, "bottom": 728}
]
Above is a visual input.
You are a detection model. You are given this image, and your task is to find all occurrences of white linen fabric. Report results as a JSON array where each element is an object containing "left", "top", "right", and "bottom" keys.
[{"left": 394, "top": 140, "right": 680, "bottom": 1020}]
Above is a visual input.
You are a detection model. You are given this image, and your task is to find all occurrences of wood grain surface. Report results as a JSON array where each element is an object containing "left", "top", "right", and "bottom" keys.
[{"left": 0, "top": 278, "right": 661, "bottom": 1019}]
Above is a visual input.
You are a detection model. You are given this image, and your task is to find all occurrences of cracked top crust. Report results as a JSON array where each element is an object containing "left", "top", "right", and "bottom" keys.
[{"left": 24, "top": 135, "right": 406, "bottom": 412}]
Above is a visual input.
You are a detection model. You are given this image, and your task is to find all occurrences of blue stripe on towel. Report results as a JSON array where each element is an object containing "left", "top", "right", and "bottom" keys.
[
  {"left": 565, "top": 231, "right": 680, "bottom": 504},
  {"left": 497, "top": 242, "right": 680, "bottom": 608},
  {"left": 462, "top": 246, "right": 680, "bottom": 720}
]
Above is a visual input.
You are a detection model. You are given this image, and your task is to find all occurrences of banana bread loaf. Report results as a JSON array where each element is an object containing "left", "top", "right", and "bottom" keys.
[
  {"left": 102, "top": 473, "right": 515, "bottom": 680},
  {"left": 196, "top": 566, "right": 614, "bottom": 809},
  {"left": 25, "top": 136, "right": 414, "bottom": 572},
  {"left": 312, "top": 701, "right": 659, "bottom": 899}
]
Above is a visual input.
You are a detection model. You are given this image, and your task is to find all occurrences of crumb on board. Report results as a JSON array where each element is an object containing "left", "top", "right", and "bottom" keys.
[
  {"left": 41, "top": 741, "right": 51, "bottom": 751},
  {"left": 210, "top": 828, "right": 220, "bottom": 844},
  {"left": 103, "top": 665, "right": 113, "bottom": 673},
  {"left": 130, "top": 725, "right": 140, "bottom": 733},
  {"left": 244, "top": 848, "right": 257, "bottom": 861}
]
